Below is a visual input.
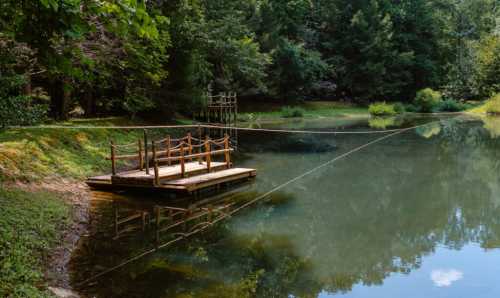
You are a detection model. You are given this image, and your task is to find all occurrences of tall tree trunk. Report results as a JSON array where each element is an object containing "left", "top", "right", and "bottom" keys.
[
  {"left": 84, "top": 88, "right": 95, "bottom": 117},
  {"left": 23, "top": 74, "right": 31, "bottom": 95},
  {"left": 61, "top": 77, "right": 71, "bottom": 120},
  {"left": 49, "top": 79, "right": 63, "bottom": 120}
]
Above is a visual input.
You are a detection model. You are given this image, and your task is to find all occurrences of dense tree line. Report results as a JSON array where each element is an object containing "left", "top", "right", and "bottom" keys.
[{"left": 0, "top": 0, "right": 499, "bottom": 122}]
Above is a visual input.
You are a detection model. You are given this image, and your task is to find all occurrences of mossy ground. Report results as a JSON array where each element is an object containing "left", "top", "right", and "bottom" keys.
[{"left": 0, "top": 187, "right": 70, "bottom": 298}]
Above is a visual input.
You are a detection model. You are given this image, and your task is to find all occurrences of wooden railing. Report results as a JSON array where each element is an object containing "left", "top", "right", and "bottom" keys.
[
  {"left": 152, "top": 134, "right": 233, "bottom": 185},
  {"left": 207, "top": 92, "right": 237, "bottom": 107},
  {"left": 109, "top": 139, "right": 144, "bottom": 175},
  {"left": 109, "top": 132, "right": 234, "bottom": 185}
]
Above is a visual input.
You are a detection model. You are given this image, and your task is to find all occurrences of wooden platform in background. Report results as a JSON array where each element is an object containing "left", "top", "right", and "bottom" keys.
[{"left": 86, "top": 161, "right": 256, "bottom": 193}]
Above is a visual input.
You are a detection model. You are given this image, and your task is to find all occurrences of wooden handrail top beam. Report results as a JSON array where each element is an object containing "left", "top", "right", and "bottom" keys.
[
  {"left": 156, "top": 148, "right": 234, "bottom": 163},
  {"left": 106, "top": 153, "right": 139, "bottom": 161}
]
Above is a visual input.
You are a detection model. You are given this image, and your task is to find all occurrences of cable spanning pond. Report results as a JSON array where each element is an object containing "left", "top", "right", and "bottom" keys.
[{"left": 70, "top": 115, "right": 500, "bottom": 298}]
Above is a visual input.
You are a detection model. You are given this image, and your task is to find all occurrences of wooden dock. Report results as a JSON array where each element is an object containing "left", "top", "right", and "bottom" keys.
[
  {"left": 199, "top": 92, "right": 238, "bottom": 124},
  {"left": 86, "top": 132, "right": 256, "bottom": 193}
]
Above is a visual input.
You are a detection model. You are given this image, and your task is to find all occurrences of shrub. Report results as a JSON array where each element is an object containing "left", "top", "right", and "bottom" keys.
[
  {"left": 433, "top": 99, "right": 469, "bottom": 112},
  {"left": 281, "top": 106, "right": 305, "bottom": 118},
  {"left": 485, "top": 93, "right": 500, "bottom": 114},
  {"left": 368, "top": 102, "right": 396, "bottom": 116},
  {"left": 0, "top": 75, "right": 47, "bottom": 127},
  {"left": 404, "top": 104, "right": 420, "bottom": 113},
  {"left": 393, "top": 102, "right": 406, "bottom": 113},
  {"left": 414, "top": 88, "right": 442, "bottom": 112},
  {"left": 0, "top": 95, "right": 47, "bottom": 128}
]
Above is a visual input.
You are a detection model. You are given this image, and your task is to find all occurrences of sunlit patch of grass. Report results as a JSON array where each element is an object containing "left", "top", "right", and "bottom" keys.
[
  {"left": 0, "top": 119, "right": 146, "bottom": 181},
  {"left": 0, "top": 187, "right": 70, "bottom": 297}
]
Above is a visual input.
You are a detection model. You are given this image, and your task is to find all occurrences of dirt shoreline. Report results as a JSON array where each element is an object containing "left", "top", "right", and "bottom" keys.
[{"left": 14, "top": 179, "right": 91, "bottom": 296}]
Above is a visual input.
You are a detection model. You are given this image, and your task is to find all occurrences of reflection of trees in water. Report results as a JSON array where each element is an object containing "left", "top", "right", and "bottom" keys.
[{"left": 73, "top": 119, "right": 500, "bottom": 297}]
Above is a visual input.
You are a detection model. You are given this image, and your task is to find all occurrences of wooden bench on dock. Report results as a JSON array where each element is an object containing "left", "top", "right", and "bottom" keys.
[{"left": 86, "top": 132, "right": 256, "bottom": 193}]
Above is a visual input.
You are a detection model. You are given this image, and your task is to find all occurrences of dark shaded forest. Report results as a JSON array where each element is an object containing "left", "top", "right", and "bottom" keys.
[{"left": 1, "top": 0, "right": 499, "bottom": 124}]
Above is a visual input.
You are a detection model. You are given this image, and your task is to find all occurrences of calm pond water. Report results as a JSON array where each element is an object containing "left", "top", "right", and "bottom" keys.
[{"left": 71, "top": 114, "right": 500, "bottom": 298}]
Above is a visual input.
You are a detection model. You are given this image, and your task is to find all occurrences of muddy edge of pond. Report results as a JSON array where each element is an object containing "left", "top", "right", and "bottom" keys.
[{"left": 16, "top": 180, "right": 91, "bottom": 294}]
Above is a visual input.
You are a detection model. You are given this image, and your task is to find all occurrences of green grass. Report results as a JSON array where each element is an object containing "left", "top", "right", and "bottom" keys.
[
  {"left": 237, "top": 101, "right": 368, "bottom": 122},
  {"left": 469, "top": 94, "right": 500, "bottom": 115},
  {"left": 0, "top": 187, "right": 70, "bottom": 297},
  {"left": 0, "top": 117, "right": 184, "bottom": 182}
]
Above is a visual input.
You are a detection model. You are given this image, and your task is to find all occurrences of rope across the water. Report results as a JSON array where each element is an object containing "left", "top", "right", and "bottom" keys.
[
  {"left": 75, "top": 121, "right": 433, "bottom": 287},
  {"left": 8, "top": 123, "right": 421, "bottom": 135}
]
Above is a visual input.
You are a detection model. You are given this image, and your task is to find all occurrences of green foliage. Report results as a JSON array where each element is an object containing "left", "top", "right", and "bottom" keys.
[
  {"left": 433, "top": 99, "right": 469, "bottom": 112},
  {"left": 0, "top": 187, "right": 70, "bottom": 297},
  {"left": 475, "top": 35, "right": 500, "bottom": 98},
  {"left": 393, "top": 102, "right": 406, "bottom": 114},
  {"left": 485, "top": 93, "right": 500, "bottom": 114},
  {"left": 414, "top": 88, "right": 442, "bottom": 112},
  {"left": 280, "top": 106, "right": 305, "bottom": 118},
  {"left": 368, "top": 102, "right": 397, "bottom": 116},
  {"left": 2, "top": 0, "right": 500, "bottom": 120},
  {"left": 0, "top": 75, "right": 47, "bottom": 127}
]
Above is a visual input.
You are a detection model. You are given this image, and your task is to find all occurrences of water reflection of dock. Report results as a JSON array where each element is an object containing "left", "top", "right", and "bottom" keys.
[{"left": 109, "top": 189, "right": 246, "bottom": 244}]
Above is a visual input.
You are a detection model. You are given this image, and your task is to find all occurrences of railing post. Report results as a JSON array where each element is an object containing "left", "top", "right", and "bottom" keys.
[
  {"left": 198, "top": 125, "right": 203, "bottom": 164},
  {"left": 224, "top": 133, "right": 231, "bottom": 168},
  {"left": 187, "top": 132, "right": 193, "bottom": 162},
  {"left": 144, "top": 129, "right": 149, "bottom": 175},
  {"left": 205, "top": 136, "right": 211, "bottom": 173},
  {"left": 180, "top": 142, "right": 186, "bottom": 177},
  {"left": 138, "top": 139, "right": 144, "bottom": 171},
  {"left": 110, "top": 141, "right": 116, "bottom": 175},
  {"left": 166, "top": 135, "right": 171, "bottom": 166},
  {"left": 152, "top": 141, "right": 159, "bottom": 186}
]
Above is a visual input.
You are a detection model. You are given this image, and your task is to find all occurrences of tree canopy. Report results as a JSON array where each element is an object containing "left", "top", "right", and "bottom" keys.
[{"left": 1, "top": 0, "right": 499, "bottom": 122}]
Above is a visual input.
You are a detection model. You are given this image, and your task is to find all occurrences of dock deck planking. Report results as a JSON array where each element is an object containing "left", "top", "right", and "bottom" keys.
[{"left": 161, "top": 168, "right": 257, "bottom": 192}]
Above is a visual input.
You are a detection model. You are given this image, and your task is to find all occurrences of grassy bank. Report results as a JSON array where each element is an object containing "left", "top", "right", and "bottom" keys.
[
  {"left": 0, "top": 187, "right": 70, "bottom": 297},
  {"left": 0, "top": 118, "right": 159, "bottom": 296},
  {"left": 237, "top": 101, "right": 368, "bottom": 122},
  {"left": 0, "top": 118, "right": 160, "bottom": 182}
]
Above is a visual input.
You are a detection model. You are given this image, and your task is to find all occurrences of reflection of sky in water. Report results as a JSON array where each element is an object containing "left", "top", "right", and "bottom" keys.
[
  {"left": 319, "top": 245, "right": 500, "bottom": 298},
  {"left": 431, "top": 269, "right": 463, "bottom": 287}
]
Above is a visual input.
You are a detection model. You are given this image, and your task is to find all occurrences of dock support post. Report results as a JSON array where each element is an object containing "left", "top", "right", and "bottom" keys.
[
  {"left": 110, "top": 141, "right": 116, "bottom": 176},
  {"left": 144, "top": 130, "right": 149, "bottom": 175}
]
